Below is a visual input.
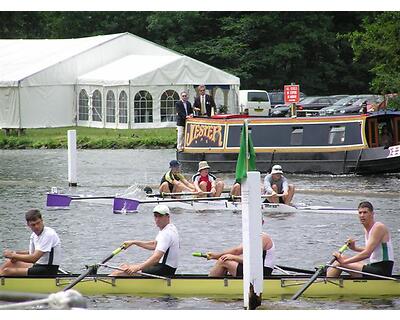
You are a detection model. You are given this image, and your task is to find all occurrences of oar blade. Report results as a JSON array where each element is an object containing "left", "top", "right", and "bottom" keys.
[
  {"left": 46, "top": 193, "right": 72, "bottom": 208},
  {"left": 113, "top": 197, "right": 140, "bottom": 214}
]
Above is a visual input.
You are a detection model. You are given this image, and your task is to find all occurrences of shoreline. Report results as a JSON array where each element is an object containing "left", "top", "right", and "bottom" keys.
[{"left": 0, "top": 126, "right": 176, "bottom": 150}]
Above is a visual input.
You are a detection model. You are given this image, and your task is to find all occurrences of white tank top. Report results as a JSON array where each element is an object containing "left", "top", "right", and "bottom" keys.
[
  {"left": 365, "top": 222, "right": 394, "bottom": 263},
  {"left": 263, "top": 240, "right": 276, "bottom": 269}
]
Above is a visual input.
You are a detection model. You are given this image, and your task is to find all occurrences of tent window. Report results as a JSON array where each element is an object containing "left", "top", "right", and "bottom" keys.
[
  {"left": 92, "top": 90, "right": 102, "bottom": 122},
  {"left": 106, "top": 90, "right": 116, "bottom": 123},
  {"left": 78, "top": 90, "right": 89, "bottom": 121},
  {"left": 134, "top": 90, "right": 153, "bottom": 123},
  {"left": 161, "top": 90, "right": 179, "bottom": 122},
  {"left": 119, "top": 91, "right": 128, "bottom": 124}
]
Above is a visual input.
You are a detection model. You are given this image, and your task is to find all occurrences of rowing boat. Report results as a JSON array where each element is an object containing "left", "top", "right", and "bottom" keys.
[
  {"left": 46, "top": 193, "right": 357, "bottom": 215},
  {"left": 1, "top": 274, "right": 399, "bottom": 298}
]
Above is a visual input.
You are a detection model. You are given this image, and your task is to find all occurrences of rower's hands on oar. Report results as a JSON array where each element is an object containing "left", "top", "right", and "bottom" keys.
[
  {"left": 123, "top": 264, "right": 142, "bottom": 275},
  {"left": 122, "top": 240, "right": 137, "bottom": 248},
  {"left": 346, "top": 238, "right": 356, "bottom": 250},
  {"left": 331, "top": 252, "right": 345, "bottom": 264},
  {"left": 331, "top": 240, "right": 352, "bottom": 264}
]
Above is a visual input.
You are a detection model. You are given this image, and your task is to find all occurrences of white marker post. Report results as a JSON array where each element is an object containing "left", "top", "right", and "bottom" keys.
[
  {"left": 67, "top": 130, "right": 77, "bottom": 187},
  {"left": 241, "top": 171, "right": 263, "bottom": 309}
]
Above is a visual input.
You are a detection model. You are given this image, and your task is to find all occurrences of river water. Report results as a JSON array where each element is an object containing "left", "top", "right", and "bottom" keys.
[{"left": 0, "top": 149, "right": 399, "bottom": 310}]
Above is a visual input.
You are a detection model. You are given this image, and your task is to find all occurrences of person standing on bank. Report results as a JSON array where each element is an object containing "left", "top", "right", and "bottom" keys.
[
  {"left": 110, "top": 205, "right": 179, "bottom": 277},
  {"left": 176, "top": 91, "right": 193, "bottom": 152},
  {"left": 263, "top": 164, "right": 295, "bottom": 205},
  {"left": 193, "top": 85, "right": 216, "bottom": 117},
  {"left": 327, "top": 201, "right": 394, "bottom": 278},
  {"left": 0, "top": 209, "right": 61, "bottom": 276}
]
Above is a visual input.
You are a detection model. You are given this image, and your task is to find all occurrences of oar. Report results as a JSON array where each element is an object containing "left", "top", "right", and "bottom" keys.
[
  {"left": 274, "top": 265, "right": 316, "bottom": 275},
  {"left": 47, "top": 193, "right": 115, "bottom": 208},
  {"left": 147, "top": 191, "right": 212, "bottom": 198},
  {"left": 193, "top": 252, "right": 315, "bottom": 275},
  {"left": 62, "top": 244, "right": 126, "bottom": 291},
  {"left": 327, "top": 265, "right": 399, "bottom": 281},
  {"left": 98, "top": 263, "right": 170, "bottom": 281},
  {"left": 192, "top": 252, "right": 210, "bottom": 259},
  {"left": 113, "top": 195, "right": 238, "bottom": 213},
  {"left": 291, "top": 241, "right": 349, "bottom": 300}
]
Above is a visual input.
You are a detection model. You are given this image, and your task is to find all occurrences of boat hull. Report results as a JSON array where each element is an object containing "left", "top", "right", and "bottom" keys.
[
  {"left": 1, "top": 275, "right": 399, "bottom": 299},
  {"left": 178, "top": 147, "right": 400, "bottom": 175}
]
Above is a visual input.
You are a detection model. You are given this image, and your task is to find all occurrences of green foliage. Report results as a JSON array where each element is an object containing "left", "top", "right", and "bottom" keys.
[
  {"left": 348, "top": 12, "right": 400, "bottom": 94},
  {"left": 387, "top": 96, "right": 400, "bottom": 111},
  {"left": 0, "top": 127, "right": 176, "bottom": 150},
  {"left": 0, "top": 12, "right": 387, "bottom": 96}
]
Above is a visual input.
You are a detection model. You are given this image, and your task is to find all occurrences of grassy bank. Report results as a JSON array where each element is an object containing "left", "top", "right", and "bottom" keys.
[{"left": 0, "top": 127, "right": 176, "bottom": 149}]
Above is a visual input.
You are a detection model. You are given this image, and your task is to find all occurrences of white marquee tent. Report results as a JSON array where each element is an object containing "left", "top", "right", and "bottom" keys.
[{"left": 0, "top": 32, "right": 240, "bottom": 129}]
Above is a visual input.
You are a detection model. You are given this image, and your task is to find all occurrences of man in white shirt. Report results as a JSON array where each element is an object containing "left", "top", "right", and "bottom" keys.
[
  {"left": 110, "top": 204, "right": 179, "bottom": 277},
  {"left": 0, "top": 209, "right": 61, "bottom": 276}
]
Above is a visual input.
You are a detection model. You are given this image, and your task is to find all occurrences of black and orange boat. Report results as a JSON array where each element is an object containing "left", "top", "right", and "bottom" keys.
[{"left": 177, "top": 111, "right": 400, "bottom": 174}]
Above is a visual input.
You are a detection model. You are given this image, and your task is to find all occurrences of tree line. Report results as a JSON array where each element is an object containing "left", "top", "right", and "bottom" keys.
[{"left": 1, "top": 11, "right": 399, "bottom": 97}]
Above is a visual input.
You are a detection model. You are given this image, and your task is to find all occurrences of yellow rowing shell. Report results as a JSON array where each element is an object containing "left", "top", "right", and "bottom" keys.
[{"left": 1, "top": 274, "right": 400, "bottom": 299}]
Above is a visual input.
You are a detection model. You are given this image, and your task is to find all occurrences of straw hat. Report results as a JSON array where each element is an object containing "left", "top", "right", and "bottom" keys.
[{"left": 198, "top": 161, "right": 210, "bottom": 172}]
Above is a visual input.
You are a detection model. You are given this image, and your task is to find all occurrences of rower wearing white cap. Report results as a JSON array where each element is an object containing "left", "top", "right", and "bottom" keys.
[
  {"left": 192, "top": 161, "right": 225, "bottom": 197},
  {"left": 263, "top": 164, "right": 295, "bottom": 205},
  {"left": 110, "top": 205, "right": 179, "bottom": 277}
]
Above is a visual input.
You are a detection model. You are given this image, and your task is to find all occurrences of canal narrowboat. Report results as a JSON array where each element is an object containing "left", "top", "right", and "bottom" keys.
[{"left": 177, "top": 111, "right": 400, "bottom": 174}]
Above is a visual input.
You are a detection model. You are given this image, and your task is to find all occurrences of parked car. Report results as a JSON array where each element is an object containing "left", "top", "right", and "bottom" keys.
[
  {"left": 268, "top": 90, "right": 306, "bottom": 107},
  {"left": 329, "top": 94, "right": 349, "bottom": 103},
  {"left": 336, "top": 95, "right": 384, "bottom": 115},
  {"left": 319, "top": 95, "right": 375, "bottom": 116},
  {"left": 270, "top": 104, "right": 291, "bottom": 117},
  {"left": 296, "top": 96, "right": 337, "bottom": 111}
]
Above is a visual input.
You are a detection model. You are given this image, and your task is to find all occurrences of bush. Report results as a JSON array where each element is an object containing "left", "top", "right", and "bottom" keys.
[{"left": 387, "top": 96, "right": 400, "bottom": 111}]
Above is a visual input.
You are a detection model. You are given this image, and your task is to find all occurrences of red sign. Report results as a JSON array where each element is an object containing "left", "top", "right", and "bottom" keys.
[{"left": 284, "top": 85, "right": 300, "bottom": 104}]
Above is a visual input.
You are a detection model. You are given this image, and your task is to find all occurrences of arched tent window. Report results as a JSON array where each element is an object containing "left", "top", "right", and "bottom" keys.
[
  {"left": 119, "top": 91, "right": 128, "bottom": 124},
  {"left": 134, "top": 90, "right": 153, "bottom": 123},
  {"left": 106, "top": 90, "right": 116, "bottom": 123},
  {"left": 214, "top": 87, "right": 225, "bottom": 114},
  {"left": 160, "top": 90, "right": 179, "bottom": 122},
  {"left": 78, "top": 89, "right": 89, "bottom": 121},
  {"left": 92, "top": 90, "right": 102, "bottom": 122}
]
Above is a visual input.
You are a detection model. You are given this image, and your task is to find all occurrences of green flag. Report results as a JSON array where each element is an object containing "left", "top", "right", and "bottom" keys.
[{"left": 235, "top": 123, "right": 256, "bottom": 183}]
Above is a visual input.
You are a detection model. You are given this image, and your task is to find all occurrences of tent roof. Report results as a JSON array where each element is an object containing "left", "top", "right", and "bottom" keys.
[
  {"left": 78, "top": 54, "right": 240, "bottom": 86},
  {"left": 0, "top": 32, "right": 239, "bottom": 87},
  {"left": 0, "top": 33, "right": 125, "bottom": 85}
]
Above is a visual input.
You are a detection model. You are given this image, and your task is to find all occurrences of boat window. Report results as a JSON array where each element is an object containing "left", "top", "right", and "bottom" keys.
[
  {"left": 290, "top": 127, "right": 303, "bottom": 145},
  {"left": 329, "top": 126, "right": 346, "bottom": 144},
  {"left": 248, "top": 92, "right": 269, "bottom": 102}
]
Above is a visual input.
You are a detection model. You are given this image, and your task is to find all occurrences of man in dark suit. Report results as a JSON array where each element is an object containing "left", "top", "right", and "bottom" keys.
[
  {"left": 175, "top": 91, "right": 193, "bottom": 152},
  {"left": 193, "top": 85, "right": 216, "bottom": 117}
]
